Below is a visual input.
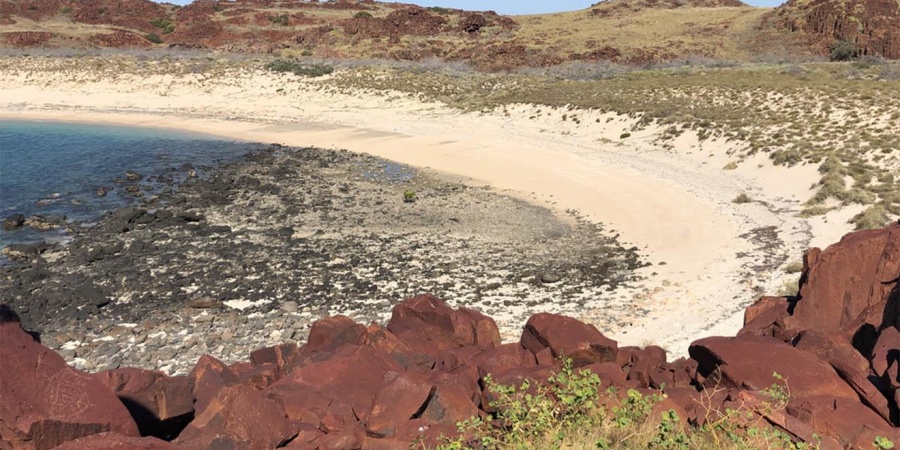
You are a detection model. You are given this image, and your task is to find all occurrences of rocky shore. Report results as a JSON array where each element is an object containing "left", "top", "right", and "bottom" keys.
[
  {"left": 0, "top": 144, "right": 644, "bottom": 375},
  {"left": 1, "top": 223, "right": 897, "bottom": 450}
]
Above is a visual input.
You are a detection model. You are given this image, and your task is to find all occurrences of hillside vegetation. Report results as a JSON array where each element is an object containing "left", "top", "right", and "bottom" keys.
[{"left": 0, "top": 0, "right": 897, "bottom": 68}]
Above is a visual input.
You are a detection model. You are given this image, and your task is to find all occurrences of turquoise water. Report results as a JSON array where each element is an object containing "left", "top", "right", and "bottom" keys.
[{"left": 0, "top": 120, "right": 252, "bottom": 247}]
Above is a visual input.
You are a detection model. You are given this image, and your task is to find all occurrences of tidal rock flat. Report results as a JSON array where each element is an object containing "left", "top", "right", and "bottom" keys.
[{"left": 0, "top": 144, "right": 644, "bottom": 374}]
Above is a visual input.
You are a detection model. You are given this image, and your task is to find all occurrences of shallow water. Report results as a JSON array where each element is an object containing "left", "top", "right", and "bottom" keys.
[{"left": 0, "top": 120, "right": 252, "bottom": 247}]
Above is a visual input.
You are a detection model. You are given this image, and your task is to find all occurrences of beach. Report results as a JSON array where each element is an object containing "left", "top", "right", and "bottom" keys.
[{"left": 0, "top": 58, "right": 858, "bottom": 358}]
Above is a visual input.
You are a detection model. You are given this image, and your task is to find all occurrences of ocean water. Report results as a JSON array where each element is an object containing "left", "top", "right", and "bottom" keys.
[{"left": 0, "top": 120, "right": 253, "bottom": 248}]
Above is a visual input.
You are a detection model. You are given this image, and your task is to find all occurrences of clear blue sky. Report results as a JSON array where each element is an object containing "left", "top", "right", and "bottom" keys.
[{"left": 156, "top": 0, "right": 785, "bottom": 13}]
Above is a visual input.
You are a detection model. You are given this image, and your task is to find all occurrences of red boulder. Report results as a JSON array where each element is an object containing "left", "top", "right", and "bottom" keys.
[
  {"left": 0, "top": 321, "right": 139, "bottom": 450},
  {"left": 520, "top": 313, "right": 617, "bottom": 367}
]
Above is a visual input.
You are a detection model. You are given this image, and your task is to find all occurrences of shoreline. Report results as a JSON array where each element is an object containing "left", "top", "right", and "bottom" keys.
[{"left": 0, "top": 66, "right": 852, "bottom": 355}]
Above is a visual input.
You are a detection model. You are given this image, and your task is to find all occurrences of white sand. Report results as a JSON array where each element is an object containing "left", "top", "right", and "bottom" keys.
[{"left": 0, "top": 66, "right": 857, "bottom": 356}]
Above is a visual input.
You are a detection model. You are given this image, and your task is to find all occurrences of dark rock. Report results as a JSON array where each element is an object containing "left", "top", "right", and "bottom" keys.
[{"left": 2, "top": 213, "right": 25, "bottom": 230}]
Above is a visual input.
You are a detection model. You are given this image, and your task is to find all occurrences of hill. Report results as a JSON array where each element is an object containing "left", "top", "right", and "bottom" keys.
[{"left": 1, "top": 0, "right": 894, "bottom": 68}]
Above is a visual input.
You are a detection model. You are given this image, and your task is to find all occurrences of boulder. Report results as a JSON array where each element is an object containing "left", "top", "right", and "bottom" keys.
[
  {"left": 174, "top": 384, "right": 296, "bottom": 450},
  {"left": 0, "top": 320, "right": 139, "bottom": 450},
  {"left": 189, "top": 355, "right": 240, "bottom": 416},
  {"left": 249, "top": 341, "right": 299, "bottom": 373},
  {"left": 787, "top": 395, "right": 895, "bottom": 447},
  {"left": 387, "top": 295, "right": 500, "bottom": 357},
  {"left": 95, "top": 368, "right": 194, "bottom": 440},
  {"left": 871, "top": 326, "right": 899, "bottom": 377},
  {"left": 49, "top": 432, "right": 180, "bottom": 450},
  {"left": 689, "top": 335, "right": 859, "bottom": 400},
  {"left": 2, "top": 213, "right": 25, "bottom": 230},
  {"left": 786, "top": 223, "right": 899, "bottom": 339},
  {"left": 792, "top": 329, "right": 870, "bottom": 373},
  {"left": 520, "top": 312, "right": 617, "bottom": 367},
  {"left": 305, "top": 315, "right": 367, "bottom": 354},
  {"left": 366, "top": 372, "right": 435, "bottom": 437}
]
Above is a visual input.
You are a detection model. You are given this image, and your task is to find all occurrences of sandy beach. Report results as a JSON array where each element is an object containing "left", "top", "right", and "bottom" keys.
[{"left": 0, "top": 62, "right": 857, "bottom": 355}]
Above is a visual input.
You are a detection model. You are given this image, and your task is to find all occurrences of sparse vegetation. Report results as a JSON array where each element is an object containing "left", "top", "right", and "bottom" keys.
[
  {"left": 829, "top": 40, "right": 861, "bottom": 62},
  {"left": 353, "top": 11, "right": 373, "bottom": 19},
  {"left": 435, "top": 361, "right": 814, "bottom": 450},
  {"left": 403, "top": 189, "right": 417, "bottom": 203},
  {"left": 264, "top": 59, "right": 334, "bottom": 78},
  {"left": 783, "top": 261, "right": 803, "bottom": 274},
  {"left": 849, "top": 205, "right": 891, "bottom": 230},
  {"left": 619, "top": 132, "right": 632, "bottom": 139},
  {"left": 733, "top": 193, "right": 753, "bottom": 204},
  {"left": 268, "top": 14, "right": 289, "bottom": 26},
  {"left": 144, "top": 33, "right": 163, "bottom": 44},
  {"left": 149, "top": 18, "right": 175, "bottom": 35}
]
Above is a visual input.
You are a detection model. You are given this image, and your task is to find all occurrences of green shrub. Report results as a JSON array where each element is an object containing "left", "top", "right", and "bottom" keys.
[
  {"left": 268, "top": 14, "right": 289, "bottom": 26},
  {"left": 145, "top": 33, "right": 163, "bottom": 44},
  {"left": 829, "top": 39, "right": 860, "bottom": 61},
  {"left": 619, "top": 132, "right": 631, "bottom": 139},
  {"left": 353, "top": 11, "right": 373, "bottom": 19},
  {"left": 150, "top": 18, "right": 175, "bottom": 34},
  {"left": 265, "top": 59, "right": 334, "bottom": 78},
  {"left": 403, "top": 190, "right": 417, "bottom": 203}
]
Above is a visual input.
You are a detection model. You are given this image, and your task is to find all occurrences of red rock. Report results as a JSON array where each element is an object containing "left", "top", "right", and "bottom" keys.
[
  {"left": 689, "top": 335, "right": 859, "bottom": 400},
  {"left": 281, "top": 423, "right": 324, "bottom": 448},
  {"left": 736, "top": 391, "right": 843, "bottom": 450},
  {"left": 627, "top": 346, "right": 667, "bottom": 388},
  {"left": 365, "top": 323, "right": 434, "bottom": 372},
  {"left": 306, "top": 315, "right": 367, "bottom": 354},
  {"left": 268, "top": 345, "right": 401, "bottom": 422},
  {"left": 419, "top": 373, "right": 481, "bottom": 426},
  {"left": 228, "top": 361, "right": 281, "bottom": 390},
  {"left": 786, "top": 223, "right": 899, "bottom": 338},
  {"left": 871, "top": 326, "right": 899, "bottom": 377},
  {"left": 366, "top": 372, "right": 435, "bottom": 437},
  {"left": 95, "top": 368, "right": 193, "bottom": 439},
  {"left": 311, "top": 431, "right": 363, "bottom": 450},
  {"left": 0, "top": 321, "right": 139, "bottom": 450},
  {"left": 472, "top": 343, "right": 536, "bottom": 379},
  {"left": 738, "top": 296, "right": 792, "bottom": 339},
  {"left": 830, "top": 363, "right": 894, "bottom": 424},
  {"left": 792, "top": 329, "right": 870, "bottom": 373},
  {"left": 615, "top": 346, "right": 640, "bottom": 368},
  {"left": 49, "top": 432, "right": 180, "bottom": 450},
  {"left": 189, "top": 354, "right": 239, "bottom": 416},
  {"left": 787, "top": 395, "right": 895, "bottom": 447},
  {"left": 583, "top": 362, "right": 627, "bottom": 388},
  {"left": 661, "top": 387, "right": 702, "bottom": 425},
  {"left": 250, "top": 341, "right": 299, "bottom": 372},
  {"left": 520, "top": 313, "right": 617, "bottom": 367},
  {"left": 387, "top": 295, "right": 500, "bottom": 356},
  {"left": 174, "top": 383, "right": 295, "bottom": 449},
  {"left": 266, "top": 381, "right": 333, "bottom": 424}
]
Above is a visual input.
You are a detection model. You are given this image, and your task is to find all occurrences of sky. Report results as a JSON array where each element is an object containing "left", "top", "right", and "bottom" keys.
[{"left": 156, "top": 0, "right": 785, "bottom": 13}]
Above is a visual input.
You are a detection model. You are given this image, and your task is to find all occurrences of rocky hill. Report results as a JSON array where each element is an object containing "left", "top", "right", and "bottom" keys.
[
  {"left": 764, "top": 0, "right": 900, "bottom": 59},
  {"left": 1, "top": 0, "right": 895, "bottom": 68},
  {"left": 2, "top": 222, "right": 897, "bottom": 449}
]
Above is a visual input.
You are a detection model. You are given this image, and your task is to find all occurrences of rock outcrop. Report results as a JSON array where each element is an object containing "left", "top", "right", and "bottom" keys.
[
  {"left": 765, "top": 0, "right": 900, "bottom": 59},
  {"left": 1, "top": 223, "right": 898, "bottom": 449}
]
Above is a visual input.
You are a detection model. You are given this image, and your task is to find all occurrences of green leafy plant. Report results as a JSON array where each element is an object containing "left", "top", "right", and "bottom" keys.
[
  {"left": 403, "top": 190, "right": 418, "bottom": 203},
  {"left": 145, "top": 33, "right": 163, "bottom": 44},
  {"left": 875, "top": 435, "right": 896, "bottom": 449}
]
